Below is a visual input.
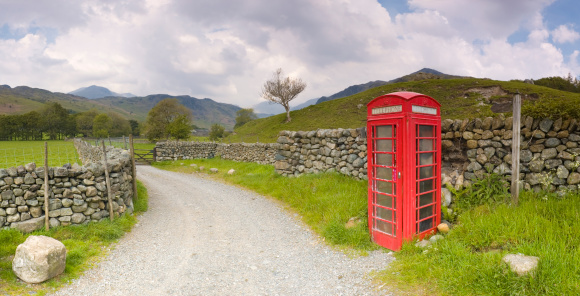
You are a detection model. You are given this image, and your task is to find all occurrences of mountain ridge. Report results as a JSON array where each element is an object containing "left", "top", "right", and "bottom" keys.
[{"left": 69, "top": 85, "right": 136, "bottom": 99}]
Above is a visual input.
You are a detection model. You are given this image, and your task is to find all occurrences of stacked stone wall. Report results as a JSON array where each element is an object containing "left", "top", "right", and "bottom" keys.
[
  {"left": 152, "top": 116, "right": 580, "bottom": 194},
  {"left": 155, "top": 141, "right": 277, "bottom": 164},
  {"left": 0, "top": 139, "right": 135, "bottom": 231}
]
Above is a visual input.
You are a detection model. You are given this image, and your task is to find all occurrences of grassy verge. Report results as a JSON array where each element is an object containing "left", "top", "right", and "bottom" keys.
[
  {"left": 377, "top": 190, "right": 580, "bottom": 295},
  {"left": 0, "top": 180, "right": 148, "bottom": 295},
  {"left": 153, "top": 158, "right": 377, "bottom": 251}
]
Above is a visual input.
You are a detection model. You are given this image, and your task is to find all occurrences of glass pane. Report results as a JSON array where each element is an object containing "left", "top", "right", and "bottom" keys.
[
  {"left": 419, "top": 205, "right": 434, "bottom": 219},
  {"left": 376, "top": 154, "right": 393, "bottom": 166},
  {"left": 377, "top": 126, "right": 392, "bottom": 138},
  {"left": 376, "top": 219, "right": 394, "bottom": 235},
  {"left": 418, "top": 139, "right": 433, "bottom": 151},
  {"left": 418, "top": 192, "right": 433, "bottom": 207},
  {"left": 376, "top": 140, "right": 393, "bottom": 152},
  {"left": 376, "top": 194, "right": 392, "bottom": 208},
  {"left": 418, "top": 166, "right": 434, "bottom": 179},
  {"left": 376, "top": 207, "right": 393, "bottom": 221},
  {"left": 376, "top": 167, "right": 392, "bottom": 180},
  {"left": 419, "top": 125, "right": 434, "bottom": 137},
  {"left": 376, "top": 180, "right": 392, "bottom": 194},
  {"left": 418, "top": 179, "right": 434, "bottom": 193},
  {"left": 419, "top": 153, "right": 433, "bottom": 165},
  {"left": 419, "top": 219, "right": 433, "bottom": 233}
]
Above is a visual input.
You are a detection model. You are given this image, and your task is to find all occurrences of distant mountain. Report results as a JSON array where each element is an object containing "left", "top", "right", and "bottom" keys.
[
  {"left": 1, "top": 85, "right": 241, "bottom": 129},
  {"left": 69, "top": 85, "right": 136, "bottom": 99},
  {"left": 252, "top": 101, "right": 286, "bottom": 115},
  {"left": 94, "top": 94, "right": 241, "bottom": 129}
]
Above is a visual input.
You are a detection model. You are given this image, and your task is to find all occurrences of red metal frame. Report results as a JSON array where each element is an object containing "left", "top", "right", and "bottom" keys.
[{"left": 367, "top": 92, "right": 441, "bottom": 251}]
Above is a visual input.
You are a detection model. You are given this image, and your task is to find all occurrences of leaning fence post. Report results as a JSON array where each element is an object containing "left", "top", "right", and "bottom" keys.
[
  {"left": 511, "top": 92, "right": 521, "bottom": 205},
  {"left": 101, "top": 141, "right": 115, "bottom": 221},
  {"left": 130, "top": 135, "right": 138, "bottom": 202},
  {"left": 43, "top": 142, "right": 49, "bottom": 231}
]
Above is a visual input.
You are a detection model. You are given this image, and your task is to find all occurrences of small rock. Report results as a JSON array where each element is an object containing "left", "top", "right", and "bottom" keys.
[
  {"left": 437, "top": 223, "right": 450, "bottom": 234},
  {"left": 199, "top": 166, "right": 205, "bottom": 171},
  {"left": 429, "top": 234, "right": 444, "bottom": 242},
  {"left": 502, "top": 254, "right": 539, "bottom": 276},
  {"left": 415, "top": 240, "right": 431, "bottom": 248},
  {"left": 190, "top": 164, "right": 197, "bottom": 167},
  {"left": 209, "top": 168, "right": 218, "bottom": 173},
  {"left": 227, "top": 169, "right": 235, "bottom": 175}
]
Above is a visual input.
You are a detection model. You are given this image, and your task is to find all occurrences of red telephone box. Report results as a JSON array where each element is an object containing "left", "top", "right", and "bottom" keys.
[{"left": 367, "top": 91, "right": 441, "bottom": 251}]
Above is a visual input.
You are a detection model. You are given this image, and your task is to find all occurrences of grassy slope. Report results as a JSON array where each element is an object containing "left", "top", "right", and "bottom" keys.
[{"left": 229, "top": 78, "right": 580, "bottom": 143}]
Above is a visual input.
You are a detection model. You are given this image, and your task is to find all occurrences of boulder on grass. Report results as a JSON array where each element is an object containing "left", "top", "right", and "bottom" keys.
[{"left": 12, "top": 235, "right": 67, "bottom": 283}]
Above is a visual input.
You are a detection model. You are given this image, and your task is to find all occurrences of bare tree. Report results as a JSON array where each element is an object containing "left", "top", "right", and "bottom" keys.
[{"left": 261, "top": 68, "right": 307, "bottom": 123}]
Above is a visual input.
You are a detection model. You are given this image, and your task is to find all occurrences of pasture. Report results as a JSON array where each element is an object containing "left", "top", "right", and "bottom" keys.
[{"left": 0, "top": 141, "right": 80, "bottom": 169}]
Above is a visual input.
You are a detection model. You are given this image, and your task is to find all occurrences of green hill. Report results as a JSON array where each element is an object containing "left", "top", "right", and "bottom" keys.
[{"left": 228, "top": 78, "right": 580, "bottom": 143}]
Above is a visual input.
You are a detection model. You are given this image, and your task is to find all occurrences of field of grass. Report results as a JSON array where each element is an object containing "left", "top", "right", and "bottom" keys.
[
  {"left": 153, "top": 158, "right": 376, "bottom": 251},
  {"left": 154, "top": 159, "right": 580, "bottom": 295},
  {"left": 0, "top": 141, "right": 80, "bottom": 169},
  {"left": 228, "top": 78, "right": 580, "bottom": 143},
  {"left": 0, "top": 180, "right": 148, "bottom": 296}
]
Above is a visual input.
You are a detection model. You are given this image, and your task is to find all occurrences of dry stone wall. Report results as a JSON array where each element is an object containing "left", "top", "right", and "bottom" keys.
[
  {"left": 155, "top": 141, "right": 278, "bottom": 164},
  {"left": 274, "top": 128, "right": 368, "bottom": 179},
  {"left": 0, "top": 139, "right": 135, "bottom": 231},
  {"left": 152, "top": 115, "right": 580, "bottom": 195}
]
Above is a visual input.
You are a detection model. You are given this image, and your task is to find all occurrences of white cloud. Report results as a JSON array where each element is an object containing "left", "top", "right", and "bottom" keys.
[
  {"left": 552, "top": 24, "right": 580, "bottom": 44},
  {"left": 0, "top": 0, "right": 577, "bottom": 108}
]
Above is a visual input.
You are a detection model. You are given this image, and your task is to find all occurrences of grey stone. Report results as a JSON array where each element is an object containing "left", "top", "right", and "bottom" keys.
[
  {"left": 567, "top": 172, "right": 580, "bottom": 185},
  {"left": 72, "top": 203, "right": 88, "bottom": 213},
  {"left": 85, "top": 186, "right": 98, "bottom": 197},
  {"left": 12, "top": 235, "right": 67, "bottom": 283},
  {"left": 520, "top": 150, "right": 533, "bottom": 163},
  {"left": 545, "top": 159, "right": 562, "bottom": 170},
  {"left": 528, "top": 160, "right": 545, "bottom": 173},
  {"left": 71, "top": 213, "right": 86, "bottom": 224},
  {"left": 544, "top": 138, "right": 560, "bottom": 148},
  {"left": 467, "top": 162, "right": 482, "bottom": 172},
  {"left": 10, "top": 217, "right": 45, "bottom": 233},
  {"left": 493, "top": 163, "right": 511, "bottom": 175},
  {"left": 502, "top": 254, "right": 539, "bottom": 276},
  {"left": 1, "top": 190, "right": 15, "bottom": 201},
  {"left": 539, "top": 118, "right": 554, "bottom": 133},
  {"left": 541, "top": 148, "right": 558, "bottom": 160},
  {"left": 441, "top": 187, "right": 452, "bottom": 207},
  {"left": 557, "top": 166, "right": 570, "bottom": 179},
  {"left": 61, "top": 198, "right": 73, "bottom": 208}
]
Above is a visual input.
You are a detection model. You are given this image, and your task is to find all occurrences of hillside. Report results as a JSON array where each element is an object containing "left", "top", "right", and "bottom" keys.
[
  {"left": 95, "top": 95, "right": 241, "bottom": 129},
  {"left": 228, "top": 78, "right": 580, "bottom": 143},
  {"left": 0, "top": 85, "right": 241, "bottom": 129},
  {"left": 0, "top": 85, "right": 127, "bottom": 116}
]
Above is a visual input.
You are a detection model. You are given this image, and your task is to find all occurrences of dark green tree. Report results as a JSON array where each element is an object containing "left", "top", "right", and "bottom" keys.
[
  {"left": 75, "top": 110, "right": 99, "bottom": 137},
  {"left": 129, "top": 120, "right": 140, "bottom": 136},
  {"left": 209, "top": 123, "right": 225, "bottom": 141},
  {"left": 144, "top": 98, "right": 192, "bottom": 141},
  {"left": 93, "top": 113, "right": 112, "bottom": 138},
  {"left": 40, "top": 102, "right": 71, "bottom": 140},
  {"left": 234, "top": 108, "right": 258, "bottom": 128}
]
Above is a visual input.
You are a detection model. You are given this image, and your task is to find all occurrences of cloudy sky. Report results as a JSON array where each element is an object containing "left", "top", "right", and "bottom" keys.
[{"left": 0, "top": 0, "right": 579, "bottom": 108}]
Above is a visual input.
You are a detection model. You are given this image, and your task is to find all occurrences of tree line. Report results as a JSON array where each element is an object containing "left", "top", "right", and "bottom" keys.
[{"left": 0, "top": 102, "right": 139, "bottom": 141}]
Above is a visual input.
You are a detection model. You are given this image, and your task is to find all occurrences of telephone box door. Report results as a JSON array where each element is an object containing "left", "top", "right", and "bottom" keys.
[
  {"left": 406, "top": 118, "right": 441, "bottom": 239},
  {"left": 368, "top": 119, "right": 403, "bottom": 250}
]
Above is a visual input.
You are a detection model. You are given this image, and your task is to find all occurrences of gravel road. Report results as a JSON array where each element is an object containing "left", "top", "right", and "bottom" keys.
[{"left": 50, "top": 165, "right": 395, "bottom": 296}]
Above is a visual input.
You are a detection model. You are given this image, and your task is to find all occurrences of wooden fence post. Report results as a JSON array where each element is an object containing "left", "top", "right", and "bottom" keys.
[
  {"left": 101, "top": 141, "right": 115, "bottom": 221},
  {"left": 44, "top": 142, "right": 49, "bottom": 231},
  {"left": 130, "top": 135, "right": 138, "bottom": 202},
  {"left": 511, "top": 93, "right": 521, "bottom": 205}
]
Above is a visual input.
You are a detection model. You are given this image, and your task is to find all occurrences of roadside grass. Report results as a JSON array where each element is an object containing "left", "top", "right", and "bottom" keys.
[
  {"left": 377, "top": 190, "right": 580, "bottom": 296},
  {"left": 152, "top": 158, "right": 378, "bottom": 251},
  {"left": 0, "top": 141, "right": 79, "bottom": 168},
  {"left": 0, "top": 180, "right": 148, "bottom": 296}
]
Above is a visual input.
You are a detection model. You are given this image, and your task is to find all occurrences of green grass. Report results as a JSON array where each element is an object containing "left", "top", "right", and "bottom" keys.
[
  {"left": 0, "top": 180, "right": 148, "bottom": 296},
  {"left": 153, "top": 158, "right": 377, "bottom": 251},
  {"left": 377, "top": 190, "right": 580, "bottom": 296},
  {"left": 228, "top": 78, "right": 580, "bottom": 143},
  {"left": 0, "top": 140, "right": 80, "bottom": 168}
]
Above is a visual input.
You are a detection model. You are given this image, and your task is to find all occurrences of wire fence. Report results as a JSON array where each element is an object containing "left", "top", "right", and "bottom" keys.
[{"left": 0, "top": 142, "right": 81, "bottom": 169}]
